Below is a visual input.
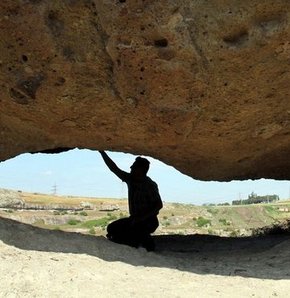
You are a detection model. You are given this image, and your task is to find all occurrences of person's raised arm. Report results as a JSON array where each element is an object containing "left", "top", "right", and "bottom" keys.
[{"left": 99, "top": 151, "right": 129, "bottom": 181}]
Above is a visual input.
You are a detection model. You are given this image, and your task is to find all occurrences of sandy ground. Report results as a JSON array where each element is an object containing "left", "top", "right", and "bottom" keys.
[{"left": 1, "top": 217, "right": 290, "bottom": 298}]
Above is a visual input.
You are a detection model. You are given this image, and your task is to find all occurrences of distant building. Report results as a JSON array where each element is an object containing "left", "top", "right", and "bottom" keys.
[{"left": 232, "top": 192, "right": 279, "bottom": 205}]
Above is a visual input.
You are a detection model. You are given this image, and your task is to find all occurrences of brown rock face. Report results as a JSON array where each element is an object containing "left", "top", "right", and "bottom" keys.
[{"left": 0, "top": 0, "right": 290, "bottom": 181}]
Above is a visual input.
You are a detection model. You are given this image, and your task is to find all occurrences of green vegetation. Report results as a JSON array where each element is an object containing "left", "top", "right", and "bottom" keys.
[
  {"left": 89, "top": 227, "right": 96, "bottom": 235},
  {"left": 54, "top": 210, "right": 69, "bottom": 215},
  {"left": 4, "top": 209, "right": 14, "bottom": 213},
  {"left": 61, "top": 214, "right": 120, "bottom": 231},
  {"left": 217, "top": 202, "right": 230, "bottom": 206},
  {"left": 207, "top": 229, "right": 214, "bottom": 235},
  {"left": 229, "top": 230, "right": 239, "bottom": 237},
  {"left": 219, "top": 218, "right": 230, "bottom": 226},
  {"left": 119, "top": 212, "right": 125, "bottom": 218},
  {"left": 264, "top": 205, "right": 278, "bottom": 214},
  {"left": 107, "top": 213, "right": 117, "bottom": 221},
  {"left": 67, "top": 219, "right": 81, "bottom": 225},
  {"left": 196, "top": 216, "right": 211, "bottom": 227},
  {"left": 79, "top": 211, "right": 88, "bottom": 216},
  {"left": 81, "top": 217, "right": 112, "bottom": 229},
  {"left": 207, "top": 208, "right": 218, "bottom": 215}
]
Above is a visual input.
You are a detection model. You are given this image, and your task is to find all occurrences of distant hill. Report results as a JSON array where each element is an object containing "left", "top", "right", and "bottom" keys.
[{"left": 1, "top": 189, "right": 290, "bottom": 237}]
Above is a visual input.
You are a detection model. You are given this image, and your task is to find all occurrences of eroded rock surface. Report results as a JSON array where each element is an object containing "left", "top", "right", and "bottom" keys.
[
  {"left": 0, "top": 0, "right": 290, "bottom": 180},
  {"left": 0, "top": 189, "right": 23, "bottom": 208}
]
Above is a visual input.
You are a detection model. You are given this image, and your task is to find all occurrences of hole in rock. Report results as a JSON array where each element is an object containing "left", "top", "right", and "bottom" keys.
[
  {"left": 154, "top": 38, "right": 168, "bottom": 48},
  {"left": 22, "top": 55, "right": 28, "bottom": 62},
  {"left": 223, "top": 29, "right": 249, "bottom": 46},
  {"left": 0, "top": 149, "right": 289, "bottom": 240}
]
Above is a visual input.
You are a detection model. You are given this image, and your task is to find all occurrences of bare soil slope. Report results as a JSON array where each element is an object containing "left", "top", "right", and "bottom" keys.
[{"left": 1, "top": 217, "right": 290, "bottom": 297}]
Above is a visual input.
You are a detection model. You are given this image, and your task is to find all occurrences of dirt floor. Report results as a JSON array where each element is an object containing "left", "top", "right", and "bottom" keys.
[{"left": 1, "top": 217, "right": 290, "bottom": 297}]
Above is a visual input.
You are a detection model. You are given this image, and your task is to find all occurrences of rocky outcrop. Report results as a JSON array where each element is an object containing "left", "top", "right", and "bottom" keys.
[
  {"left": 0, "top": 189, "right": 24, "bottom": 208},
  {"left": 0, "top": 0, "right": 290, "bottom": 181}
]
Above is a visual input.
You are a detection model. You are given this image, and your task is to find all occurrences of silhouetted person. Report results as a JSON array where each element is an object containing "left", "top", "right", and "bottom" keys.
[{"left": 99, "top": 151, "right": 163, "bottom": 251}]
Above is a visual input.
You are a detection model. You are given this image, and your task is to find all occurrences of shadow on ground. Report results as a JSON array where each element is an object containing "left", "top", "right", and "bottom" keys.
[{"left": 1, "top": 217, "right": 290, "bottom": 280}]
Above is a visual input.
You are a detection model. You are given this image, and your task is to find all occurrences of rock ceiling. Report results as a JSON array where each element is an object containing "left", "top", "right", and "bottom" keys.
[{"left": 0, "top": 0, "right": 290, "bottom": 181}]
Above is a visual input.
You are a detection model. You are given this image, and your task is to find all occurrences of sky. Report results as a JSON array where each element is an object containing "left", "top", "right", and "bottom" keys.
[{"left": 0, "top": 148, "right": 289, "bottom": 205}]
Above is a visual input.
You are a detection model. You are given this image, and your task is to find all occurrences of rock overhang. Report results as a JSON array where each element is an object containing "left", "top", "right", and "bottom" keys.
[{"left": 0, "top": 0, "right": 290, "bottom": 181}]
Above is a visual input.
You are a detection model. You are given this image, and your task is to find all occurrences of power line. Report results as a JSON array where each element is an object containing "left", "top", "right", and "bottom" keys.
[{"left": 51, "top": 183, "right": 57, "bottom": 195}]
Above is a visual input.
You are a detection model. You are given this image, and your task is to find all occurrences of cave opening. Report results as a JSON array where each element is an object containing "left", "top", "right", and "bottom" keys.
[
  {"left": 0, "top": 148, "right": 289, "bottom": 202},
  {"left": 0, "top": 149, "right": 290, "bottom": 238}
]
